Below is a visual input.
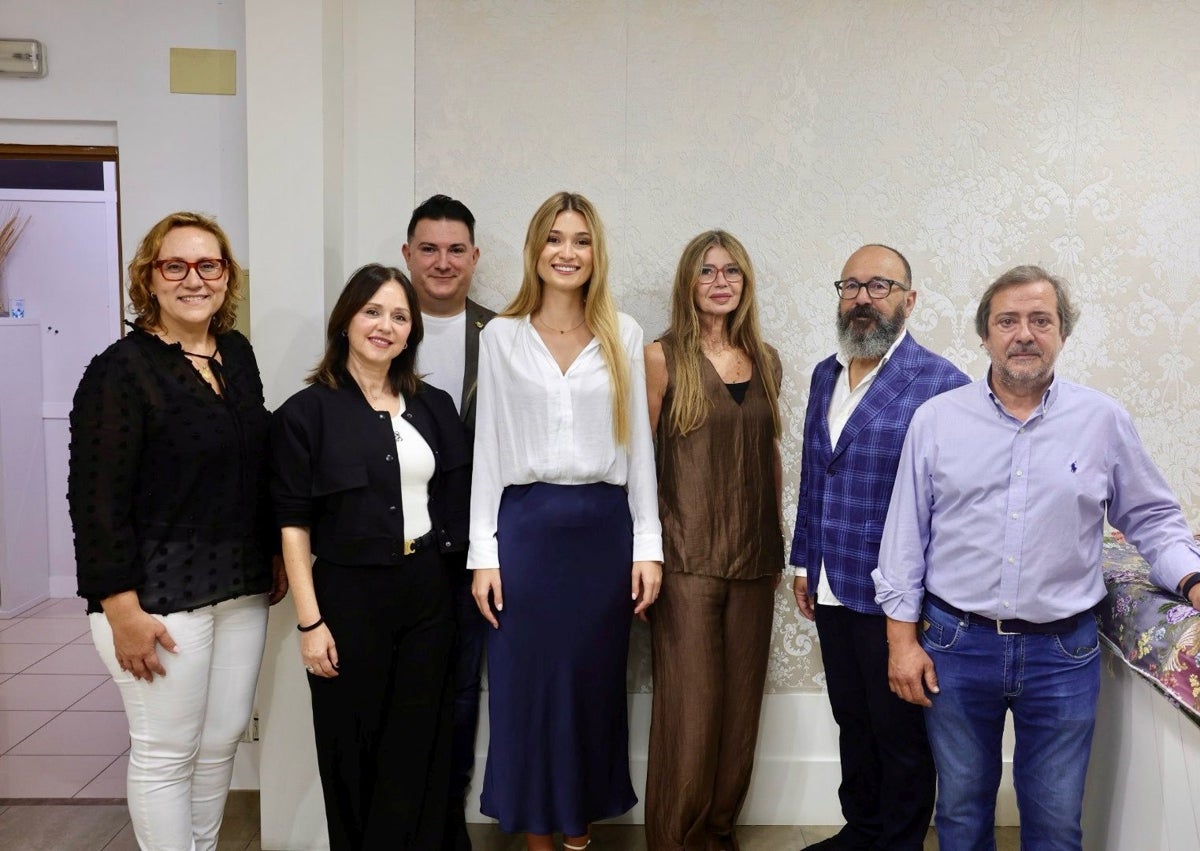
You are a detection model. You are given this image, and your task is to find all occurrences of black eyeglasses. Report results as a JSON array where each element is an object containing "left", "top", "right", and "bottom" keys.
[
  {"left": 153, "top": 258, "right": 229, "bottom": 282},
  {"left": 833, "top": 277, "right": 908, "bottom": 299}
]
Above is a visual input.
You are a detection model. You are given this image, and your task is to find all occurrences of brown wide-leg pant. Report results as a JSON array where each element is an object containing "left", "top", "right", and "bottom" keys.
[{"left": 645, "top": 570, "right": 776, "bottom": 851}]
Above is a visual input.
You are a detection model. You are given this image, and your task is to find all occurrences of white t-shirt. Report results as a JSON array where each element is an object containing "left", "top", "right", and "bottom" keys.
[
  {"left": 467, "top": 313, "right": 663, "bottom": 569},
  {"left": 391, "top": 399, "right": 435, "bottom": 538},
  {"left": 417, "top": 311, "right": 467, "bottom": 413}
]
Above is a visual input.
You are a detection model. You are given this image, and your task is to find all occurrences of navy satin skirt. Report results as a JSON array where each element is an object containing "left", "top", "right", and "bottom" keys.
[{"left": 480, "top": 481, "right": 637, "bottom": 835}]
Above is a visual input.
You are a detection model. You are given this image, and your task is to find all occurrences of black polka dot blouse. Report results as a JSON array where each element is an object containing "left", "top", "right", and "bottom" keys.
[{"left": 68, "top": 325, "right": 276, "bottom": 615}]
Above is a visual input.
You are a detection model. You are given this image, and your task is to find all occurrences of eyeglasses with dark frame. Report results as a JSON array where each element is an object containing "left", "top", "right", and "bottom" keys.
[
  {"left": 833, "top": 277, "right": 909, "bottom": 300},
  {"left": 153, "top": 258, "right": 229, "bottom": 282},
  {"left": 698, "top": 264, "right": 743, "bottom": 284}
]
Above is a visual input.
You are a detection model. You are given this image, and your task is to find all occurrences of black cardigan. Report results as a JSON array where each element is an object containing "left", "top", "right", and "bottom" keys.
[
  {"left": 69, "top": 327, "right": 275, "bottom": 614},
  {"left": 270, "top": 378, "right": 471, "bottom": 565}
]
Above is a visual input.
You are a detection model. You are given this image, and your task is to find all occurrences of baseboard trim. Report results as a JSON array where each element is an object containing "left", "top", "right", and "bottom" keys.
[{"left": 48, "top": 575, "right": 76, "bottom": 598}]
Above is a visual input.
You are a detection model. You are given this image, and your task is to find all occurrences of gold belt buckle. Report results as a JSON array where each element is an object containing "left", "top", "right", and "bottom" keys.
[{"left": 403, "top": 538, "right": 417, "bottom": 556}]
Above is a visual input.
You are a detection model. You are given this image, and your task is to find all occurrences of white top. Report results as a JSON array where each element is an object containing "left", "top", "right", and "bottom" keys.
[
  {"left": 817, "top": 329, "right": 908, "bottom": 606},
  {"left": 416, "top": 310, "right": 467, "bottom": 412},
  {"left": 467, "top": 313, "right": 663, "bottom": 569},
  {"left": 392, "top": 400, "right": 435, "bottom": 538}
]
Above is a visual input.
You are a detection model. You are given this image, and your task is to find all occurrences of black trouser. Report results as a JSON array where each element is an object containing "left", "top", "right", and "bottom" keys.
[
  {"left": 814, "top": 603, "right": 935, "bottom": 851},
  {"left": 309, "top": 551, "right": 455, "bottom": 851},
  {"left": 445, "top": 556, "right": 487, "bottom": 850}
]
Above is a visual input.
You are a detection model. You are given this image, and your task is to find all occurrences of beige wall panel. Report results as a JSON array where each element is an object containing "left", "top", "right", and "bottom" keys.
[{"left": 415, "top": 0, "right": 1200, "bottom": 692}]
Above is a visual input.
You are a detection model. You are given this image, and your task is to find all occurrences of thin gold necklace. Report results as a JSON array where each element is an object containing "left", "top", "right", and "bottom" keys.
[
  {"left": 358, "top": 381, "right": 403, "bottom": 440},
  {"left": 701, "top": 337, "right": 737, "bottom": 357},
  {"left": 357, "top": 376, "right": 395, "bottom": 409},
  {"left": 535, "top": 313, "right": 586, "bottom": 335},
  {"left": 157, "top": 329, "right": 218, "bottom": 381}
]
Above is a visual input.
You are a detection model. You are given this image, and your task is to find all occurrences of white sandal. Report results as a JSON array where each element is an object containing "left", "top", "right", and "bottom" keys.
[{"left": 563, "top": 841, "right": 591, "bottom": 850}]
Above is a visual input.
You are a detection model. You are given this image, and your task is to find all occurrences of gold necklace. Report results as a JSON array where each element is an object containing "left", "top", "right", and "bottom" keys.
[
  {"left": 535, "top": 313, "right": 587, "bottom": 335},
  {"left": 701, "top": 338, "right": 737, "bottom": 357},
  {"left": 359, "top": 382, "right": 403, "bottom": 440},
  {"left": 156, "top": 329, "right": 218, "bottom": 381},
  {"left": 192, "top": 359, "right": 215, "bottom": 382},
  {"left": 359, "top": 378, "right": 396, "bottom": 410}
]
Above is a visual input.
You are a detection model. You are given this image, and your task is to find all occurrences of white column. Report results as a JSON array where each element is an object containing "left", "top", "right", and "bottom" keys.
[{"left": 245, "top": 1, "right": 415, "bottom": 847}]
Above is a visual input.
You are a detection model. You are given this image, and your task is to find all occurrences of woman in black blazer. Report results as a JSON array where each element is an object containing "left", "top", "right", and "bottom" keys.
[{"left": 271, "top": 263, "right": 470, "bottom": 850}]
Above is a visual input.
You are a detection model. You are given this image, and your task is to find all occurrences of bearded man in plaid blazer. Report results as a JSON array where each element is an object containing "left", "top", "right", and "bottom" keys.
[{"left": 790, "top": 244, "right": 968, "bottom": 851}]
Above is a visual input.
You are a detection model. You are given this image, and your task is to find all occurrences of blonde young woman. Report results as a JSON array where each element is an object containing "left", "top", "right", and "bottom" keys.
[
  {"left": 470, "top": 192, "right": 663, "bottom": 851},
  {"left": 643, "top": 230, "right": 783, "bottom": 851}
]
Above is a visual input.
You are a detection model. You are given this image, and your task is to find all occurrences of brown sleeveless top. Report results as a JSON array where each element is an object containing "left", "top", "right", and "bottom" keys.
[{"left": 655, "top": 333, "right": 784, "bottom": 579}]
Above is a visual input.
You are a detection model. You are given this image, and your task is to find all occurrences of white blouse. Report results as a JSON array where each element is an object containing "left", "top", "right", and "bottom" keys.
[{"left": 467, "top": 313, "right": 664, "bottom": 569}]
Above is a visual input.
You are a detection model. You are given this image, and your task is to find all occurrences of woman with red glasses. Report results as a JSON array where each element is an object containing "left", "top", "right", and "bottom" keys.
[{"left": 69, "top": 211, "right": 285, "bottom": 851}]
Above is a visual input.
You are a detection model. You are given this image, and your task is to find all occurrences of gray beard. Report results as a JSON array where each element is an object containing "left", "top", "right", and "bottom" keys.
[{"left": 837, "top": 302, "right": 906, "bottom": 360}]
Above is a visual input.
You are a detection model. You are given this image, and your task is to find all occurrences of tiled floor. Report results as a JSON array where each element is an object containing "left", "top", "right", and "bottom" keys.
[
  {"left": 0, "top": 799, "right": 1022, "bottom": 851},
  {"left": 0, "top": 599, "right": 1021, "bottom": 849},
  {"left": 0, "top": 597, "right": 127, "bottom": 800}
]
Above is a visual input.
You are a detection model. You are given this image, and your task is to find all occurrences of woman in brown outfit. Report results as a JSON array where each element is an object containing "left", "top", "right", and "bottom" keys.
[{"left": 643, "top": 230, "right": 784, "bottom": 851}]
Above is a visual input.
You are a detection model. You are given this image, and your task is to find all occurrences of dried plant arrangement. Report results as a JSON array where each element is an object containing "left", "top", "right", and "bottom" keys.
[
  {"left": 0, "top": 207, "right": 31, "bottom": 306},
  {"left": 0, "top": 208, "right": 29, "bottom": 265}
]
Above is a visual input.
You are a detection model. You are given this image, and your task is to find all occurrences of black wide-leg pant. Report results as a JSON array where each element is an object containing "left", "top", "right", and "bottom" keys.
[
  {"left": 309, "top": 550, "right": 456, "bottom": 851},
  {"left": 814, "top": 603, "right": 935, "bottom": 851}
]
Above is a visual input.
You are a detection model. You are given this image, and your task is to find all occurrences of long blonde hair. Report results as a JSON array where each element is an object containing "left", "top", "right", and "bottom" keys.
[
  {"left": 665, "top": 230, "right": 780, "bottom": 437},
  {"left": 503, "top": 192, "right": 631, "bottom": 446}
]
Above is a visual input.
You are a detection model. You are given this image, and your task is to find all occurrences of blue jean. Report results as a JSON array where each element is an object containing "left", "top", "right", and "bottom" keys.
[{"left": 920, "top": 601, "right": 1100, "bottom": 851}]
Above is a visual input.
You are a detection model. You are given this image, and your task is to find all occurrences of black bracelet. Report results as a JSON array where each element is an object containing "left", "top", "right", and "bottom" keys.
[
  {"left": 297, "top": 617, "right": 324, "bottom": 632},
  {"left": 1180, "top": 574, "right": 1200, "bottom": 601}
]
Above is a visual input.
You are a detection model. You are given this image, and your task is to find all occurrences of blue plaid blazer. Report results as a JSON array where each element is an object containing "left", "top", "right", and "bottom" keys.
[{"left": 789, "top": 334, "right": 968, "bottom": 614}]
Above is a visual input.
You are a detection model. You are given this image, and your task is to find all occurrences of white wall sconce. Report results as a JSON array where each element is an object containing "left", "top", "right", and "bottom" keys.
[{"left": 0, "top": 39, "right": 46, "bottom": 78}]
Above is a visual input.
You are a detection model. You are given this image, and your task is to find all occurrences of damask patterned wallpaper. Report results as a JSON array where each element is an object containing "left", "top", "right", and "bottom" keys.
[{"left": 414, "top": 0, "right": 1200, "bottom": 691}]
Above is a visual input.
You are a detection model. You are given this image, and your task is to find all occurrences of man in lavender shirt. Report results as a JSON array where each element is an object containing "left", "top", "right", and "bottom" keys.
[{"left": 873, "top": 265, "right": 1200, "bottom": 850}]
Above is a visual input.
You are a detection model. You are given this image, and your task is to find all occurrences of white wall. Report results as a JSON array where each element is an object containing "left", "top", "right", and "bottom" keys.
[
  {"left": 0, "top": 178, "right": 121, "bottom": 596},
  {"left": 0, "top": 0, "right": 258, "bottom": 782},
  {"left": 246, "top": 1, "right": 418, "bottom": 844},
  {"left": 0, "top": 0, "right": 249, "bottom": 262},
  {"left": 0, "top": 0, "right": 250, "bottom": 593}
]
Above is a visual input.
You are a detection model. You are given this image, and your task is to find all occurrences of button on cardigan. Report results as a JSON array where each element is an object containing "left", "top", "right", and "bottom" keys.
[{"left": 270, "top": 377, "right": 471, "bottom": 565}]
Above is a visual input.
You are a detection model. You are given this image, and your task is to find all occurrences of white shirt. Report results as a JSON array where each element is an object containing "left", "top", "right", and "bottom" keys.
[
  {"left": 392, "top": 400, "right": 435, "bottom": 538},
  {"left": 417, "top": 311, "right": 467, "bottom": 412},
  {"left": 817, "top": 329, "right": 908, "bottom": 606},
  {"left": 467, "top": 313, "right": 663, "bottom": 569}
]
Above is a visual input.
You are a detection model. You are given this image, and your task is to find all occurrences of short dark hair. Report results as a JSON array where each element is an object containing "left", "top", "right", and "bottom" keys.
[
  {"left": 863, "top": 243, "right": 912, "bottom": 285},
  {"left": 406, "top": 194, "right": 476, "bottom": 242},
  {"left": 975, "top": 264, "right": 1080, "bottom": 340},
  {"left": 308, "top": 264, "right": 424, "bottom": 397}
]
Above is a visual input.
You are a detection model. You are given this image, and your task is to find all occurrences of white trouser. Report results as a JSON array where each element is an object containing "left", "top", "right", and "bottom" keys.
[{"left": 91, "top": 593, "right": 269, "bottom": 851}]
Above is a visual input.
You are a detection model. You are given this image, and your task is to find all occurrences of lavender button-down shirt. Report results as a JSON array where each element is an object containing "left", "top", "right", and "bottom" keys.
[{"left": 873, "top": 375, "right": 1200, "bottom": 623}]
